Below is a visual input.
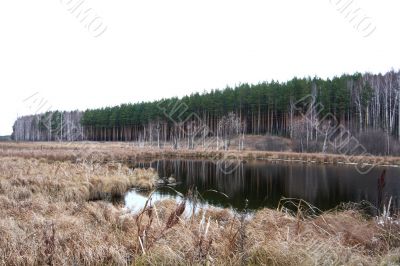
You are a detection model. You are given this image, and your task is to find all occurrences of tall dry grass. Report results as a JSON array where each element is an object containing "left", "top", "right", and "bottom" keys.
[
  {"left": 2, "top": 141, "right": 400, "bottom": 168},
  {"left": 0, "top": 157, "right": 159, "bottom": 265},
  {"left": 0, "top": 156, "right": 399, "bottom": 265}
]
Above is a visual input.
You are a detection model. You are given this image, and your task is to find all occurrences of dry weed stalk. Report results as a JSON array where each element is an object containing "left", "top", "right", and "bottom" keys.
[{"left": 0, "top": 155, "right": 399, "bottom": 264}]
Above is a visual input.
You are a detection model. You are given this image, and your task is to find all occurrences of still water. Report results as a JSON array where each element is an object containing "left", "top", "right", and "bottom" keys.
[{"left": 125, "top": 160, "right": 400, "bottom": 212}]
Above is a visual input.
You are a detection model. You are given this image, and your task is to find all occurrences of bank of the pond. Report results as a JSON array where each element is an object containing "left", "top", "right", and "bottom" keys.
[
  {"left": 1, "top": 142, "right": 400, "bottom": 169},
  {"left": 0, "top": 156, "right": 399, "bottom": 265}
]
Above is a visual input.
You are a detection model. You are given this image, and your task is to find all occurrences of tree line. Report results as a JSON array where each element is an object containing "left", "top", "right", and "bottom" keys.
[
  {"left": 13, "top": 111, "right": 83, "bottom": 142},
  {"left": 12, "top": 70, "right": 400, "bottom": 154}
]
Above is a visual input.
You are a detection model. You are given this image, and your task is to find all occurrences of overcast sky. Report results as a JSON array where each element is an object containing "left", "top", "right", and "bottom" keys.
[{"left": 0, "top": 0, "right": 399, "bottom": 135}]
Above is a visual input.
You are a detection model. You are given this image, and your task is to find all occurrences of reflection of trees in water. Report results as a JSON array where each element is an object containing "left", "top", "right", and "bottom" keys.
[{"left": 143, "top": 160, "right": 400, "bottom": 211}]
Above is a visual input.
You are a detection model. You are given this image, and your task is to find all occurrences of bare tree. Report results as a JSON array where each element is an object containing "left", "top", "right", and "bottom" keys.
[{"left": 217, "top": 112, "right": 244, "bottom": 151}]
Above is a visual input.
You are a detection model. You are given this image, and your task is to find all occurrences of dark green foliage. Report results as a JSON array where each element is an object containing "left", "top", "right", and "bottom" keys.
[
  {"left": 80, "top": 74, "right": 377, "bottom": 134},
  {"left": 82, "top": 78, "right": 306, "bottom": 127},
  {"left": 13, "top": 71, "right": 400, "bottom": 151}
]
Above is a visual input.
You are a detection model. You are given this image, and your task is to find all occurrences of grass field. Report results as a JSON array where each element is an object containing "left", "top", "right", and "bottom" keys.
[
  {"left": 0, "top": 142, "right": 399, "bottom": 265},
  {"left": 1, "top": 141, "right": 400, "bottom": 168}
]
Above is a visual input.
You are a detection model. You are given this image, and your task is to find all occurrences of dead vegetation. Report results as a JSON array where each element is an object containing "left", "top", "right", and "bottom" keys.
[
  {"left": 0, "top": 156, "right": 399, "bottom": 265},
  {"left": 0, "top": 157, "right": 157, "bottom": 202},
  {"left": 1, "top": 141, "right": 400, "bottom": 168}
]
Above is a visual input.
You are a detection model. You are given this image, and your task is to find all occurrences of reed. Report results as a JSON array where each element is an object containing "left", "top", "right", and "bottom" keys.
[
  {"left": 0, "top": 155, "right": 399, "bottom": 265},
  {"left": 2, "top": 141, "right": 400, "bottom": 168}
]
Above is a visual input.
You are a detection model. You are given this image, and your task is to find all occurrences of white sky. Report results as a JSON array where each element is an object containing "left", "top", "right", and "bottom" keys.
[{"left": 1, "top": 0, "right": 400, "bottom": 135}]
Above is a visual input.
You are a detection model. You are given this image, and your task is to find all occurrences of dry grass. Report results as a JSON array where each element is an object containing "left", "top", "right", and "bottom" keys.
[
  {"left": 0, "top": 157, "right": 159, "bottom": 265},
  {"left": 0, "top": 157, "right": 156, "bottom": 202},
  {"left": 127, "top": 199, "right": 400, "bottom": 265},
  {"left": 1, "top": 141, "right": 400, "bottom": 168},
  {"left": 0, "top": 149, "right": 400, "bottom": 264}
]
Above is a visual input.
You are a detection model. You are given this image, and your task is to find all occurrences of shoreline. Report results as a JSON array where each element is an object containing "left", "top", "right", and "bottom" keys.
[
  {"left": 1, "top": 141, "right": 399, "bottom": 170},
  {"left": 0, "top": 156, "right": 399, "bottom": 264}
]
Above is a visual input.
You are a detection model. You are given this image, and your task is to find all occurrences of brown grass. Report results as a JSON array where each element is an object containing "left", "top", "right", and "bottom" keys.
[
  {"left": 0, "top": 149, "right": 400, "bottom": 264},
  {"left": 1, "top": 141, "right": 399, "bottom": 169}
]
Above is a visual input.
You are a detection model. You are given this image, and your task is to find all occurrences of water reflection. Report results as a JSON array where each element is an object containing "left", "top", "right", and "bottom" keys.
[
  {"left": 124, "top": 188, "right": 226, "bottom": 216},
  {"left": 127, "top": 160, "right": 400, "bottom": 212}
]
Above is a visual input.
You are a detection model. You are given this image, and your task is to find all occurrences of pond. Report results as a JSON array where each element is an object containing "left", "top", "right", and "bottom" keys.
[{"left": 125, "top": 159, "right": 400, "bottom": 213}]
